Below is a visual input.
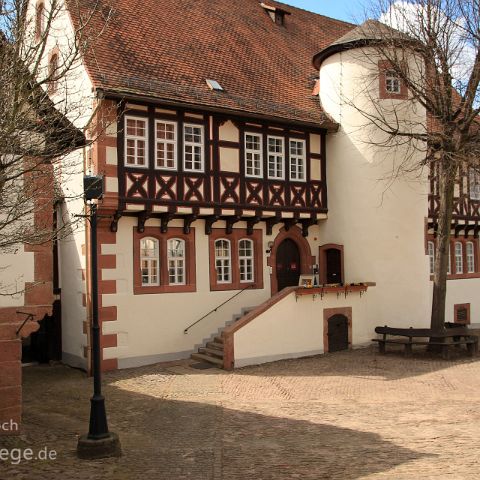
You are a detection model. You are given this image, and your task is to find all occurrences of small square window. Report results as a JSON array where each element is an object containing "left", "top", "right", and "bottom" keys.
[{"left": 385, "top": 70, "right": 401, "bottom": 94}]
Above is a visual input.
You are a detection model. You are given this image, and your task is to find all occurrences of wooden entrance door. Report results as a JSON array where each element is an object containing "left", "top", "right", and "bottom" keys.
[
  {"left": 327, "top": 314, "right": 349, "bottom": 352},
  {"left": 276, "top": 239, "right": 300, "bottom": 291},
  {"left": 326, "top": 248, "right": 342, "bottom": 284}
]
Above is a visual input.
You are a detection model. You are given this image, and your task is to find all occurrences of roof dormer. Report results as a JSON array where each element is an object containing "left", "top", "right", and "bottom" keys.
[{"left": 260, "top": 2, "right": 291, "bottom": 26}]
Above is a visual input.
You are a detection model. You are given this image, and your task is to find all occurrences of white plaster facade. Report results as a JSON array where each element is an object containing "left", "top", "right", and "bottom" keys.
[{"left": 21, "top": 2, "right": 479, "bottom": 371}]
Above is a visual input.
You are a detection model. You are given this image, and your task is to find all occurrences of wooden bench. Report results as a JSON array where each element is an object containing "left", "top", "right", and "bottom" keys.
[{"left": 372, "top": 326, "right": 479, "bottom": 359}]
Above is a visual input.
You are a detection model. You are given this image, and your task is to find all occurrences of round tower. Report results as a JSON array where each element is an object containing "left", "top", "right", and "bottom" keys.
[{"left": 311, "top": 20, "right": 431, "bottom": 336}]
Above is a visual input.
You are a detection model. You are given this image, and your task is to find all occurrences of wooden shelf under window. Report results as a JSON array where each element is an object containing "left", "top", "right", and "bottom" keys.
[{"left": 294, "top": 283, "right": 372, "bottom": 300}]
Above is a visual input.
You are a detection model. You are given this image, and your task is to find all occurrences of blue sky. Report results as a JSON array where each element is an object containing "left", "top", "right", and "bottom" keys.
[{"left": 283, "top": 1, "right": 368, "bottom": 23}]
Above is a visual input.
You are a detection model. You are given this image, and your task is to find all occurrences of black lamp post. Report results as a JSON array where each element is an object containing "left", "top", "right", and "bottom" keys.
[{"left": 77, "top": 175, "right": 121, "bottom": 459}]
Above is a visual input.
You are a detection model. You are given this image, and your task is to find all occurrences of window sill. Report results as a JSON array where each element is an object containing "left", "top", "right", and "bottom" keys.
[
  {"left": 134, "top": 284, "right": 197, "bottom": 295},
  {"left": 210, "top": 281, "right": 262, "bottom": 292},
  {"left": 430, "top": 273, "right": 480, "bottom": 281}
]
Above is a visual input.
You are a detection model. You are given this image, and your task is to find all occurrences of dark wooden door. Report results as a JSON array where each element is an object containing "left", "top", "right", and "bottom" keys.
[
  {"left": 276, "top": 239, "right": 300, "bottom": 291},
  {"left": 326, "top": 248, "right": 342, "bottom": 284},
  {"left": 327, "top": 314, "right": 349, "bottom": 352}
]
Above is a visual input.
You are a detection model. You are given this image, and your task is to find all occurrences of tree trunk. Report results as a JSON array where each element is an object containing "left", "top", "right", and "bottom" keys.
[{"left": 430, "top": 160, "right": 457, "bottom": 332}]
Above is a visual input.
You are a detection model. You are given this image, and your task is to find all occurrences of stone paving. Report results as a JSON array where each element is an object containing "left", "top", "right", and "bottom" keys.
[{"left": 1, "top": 346, "right": 480, "bottom": 479}]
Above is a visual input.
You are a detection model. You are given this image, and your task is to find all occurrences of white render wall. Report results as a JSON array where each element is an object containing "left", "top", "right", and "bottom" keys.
[
  {"left": 101, "top": 218, "right": 325, "bottom": 368},
  {"left": 234, "top": 290, "right": 371, "bottom": 368},
  {"left": 22, "top": 1, "right": 95, "bottom": 367},
  {"left": 0, "top": 249, "right": 34, "bottom": 308},
  {"left": 319, "top": 47, "right": 432, "bottom": 331},
  {"left": 443, "top": 279, "right": 480, "bottom": 323}
]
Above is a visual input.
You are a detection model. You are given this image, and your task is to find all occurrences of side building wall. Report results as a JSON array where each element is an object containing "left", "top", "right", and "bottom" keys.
[{"left": 0, "top": 162, "right": 54, "bottom": 432}]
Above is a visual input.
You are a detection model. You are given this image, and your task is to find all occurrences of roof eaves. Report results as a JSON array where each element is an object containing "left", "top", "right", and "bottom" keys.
[{"left": 96, "top": 87, "right": 339, "bottom": 132}]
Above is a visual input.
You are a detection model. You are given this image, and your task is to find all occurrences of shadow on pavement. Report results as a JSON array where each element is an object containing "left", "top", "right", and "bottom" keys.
[
  {"left": 230, "top": 346, "right": 480, "bottom": 380},
  {"left": 0, "top": 364, "right": 432, "bottom": 480}
]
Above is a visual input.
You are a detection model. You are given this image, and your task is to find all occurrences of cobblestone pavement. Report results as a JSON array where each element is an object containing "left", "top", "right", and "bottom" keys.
[{"left": 2, "top": 347, "right": 480, "bottom": 479}]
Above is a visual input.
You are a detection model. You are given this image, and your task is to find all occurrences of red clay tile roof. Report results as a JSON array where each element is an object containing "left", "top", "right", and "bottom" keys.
[{"left": 69, "top": 0, "right": 354, "bottom": 128}]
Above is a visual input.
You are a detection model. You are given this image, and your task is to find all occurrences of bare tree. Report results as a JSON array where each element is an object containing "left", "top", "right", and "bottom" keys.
[
  {"left": 339, "top": 0, "right": 479, "bottom": 331},
  {"left": 0, "top": 0, "right": 108, "bottom": 296}
]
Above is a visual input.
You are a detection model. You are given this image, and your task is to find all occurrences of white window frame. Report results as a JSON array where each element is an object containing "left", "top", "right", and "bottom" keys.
[
  {"left": 289, "top": 139, "right": 306, "bottom": 182},
  {"left": 385, "top": 70, "right": 401, "bottom": 94},
  {"left": 215, "top": 239, "right": 232, "bottom": 284},
  {"left": 469, "top": 168, "right": 480, "bottom": 201},
  {"left": 239, "top": 239, "right": 254, "bottom": 283},
  {"left": 140, "top": 237, "right": 159, "bottom": 286},
  {"left": 155, "top": 120, "right": 177, "bottom": 170},
  {"left": 244, "top": 133, "right": 263, "bottom": 178},
  {"left": 167, "top": 238, "right": 186, "bottom": 285},
  {"left": 466, "top": 241, "right": 475, "bottom": 273},
  {"left": 267, "top": 135, "right": 285, "bottom": 180},
  {"left": 125, "top": 116, "right": 149, "bottom": 168},
  {"left": 183, "top": 123, "right": 204, "bottom": 172},
  {"left": 455, "top": 241, "right": 463, "bottom": 274},
  {"left": 428, "top": 241, "right": 435, "bottom": 275}
]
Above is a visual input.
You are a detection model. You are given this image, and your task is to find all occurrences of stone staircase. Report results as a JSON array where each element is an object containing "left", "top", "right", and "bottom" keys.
[{"left": 190, "top": 306, "right": 256, "bottom": 368}]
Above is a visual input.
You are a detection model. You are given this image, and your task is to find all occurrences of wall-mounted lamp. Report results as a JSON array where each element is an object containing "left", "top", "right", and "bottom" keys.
[{"left": 266, "top": 241, "right": 274, "bottom": 254}]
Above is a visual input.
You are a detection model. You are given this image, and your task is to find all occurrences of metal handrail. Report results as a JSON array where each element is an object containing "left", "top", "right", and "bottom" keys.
[
  {"left": 183, "top": 284, "right": 254, "bottom": 334},
  {"left": 16, "top": 312, "right": 35, "bottom": 336}
]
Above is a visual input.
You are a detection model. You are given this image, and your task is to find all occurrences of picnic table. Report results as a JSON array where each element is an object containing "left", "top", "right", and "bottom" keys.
[{"left": 372, "top": 326, "right": 478, "bottom": 359}]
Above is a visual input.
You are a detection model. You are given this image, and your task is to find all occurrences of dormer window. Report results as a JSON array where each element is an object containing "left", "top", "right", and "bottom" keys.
[
  {"left": 260, "top": 3, "right": 290, "bottom": 26},
  {"left": 206, "top": 79, "right": 224, "bottom": 91},
  {"left": 274, "top": 10, "right": 285, "bottom": 25}
]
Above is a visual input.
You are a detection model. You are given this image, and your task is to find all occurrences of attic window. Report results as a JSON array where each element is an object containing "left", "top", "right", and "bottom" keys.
[
  {"left": 206, "top": 79, "right": 224, "bottom": 91},
  {"left": 260, "top": 3, "right": 290, "bottom": 26}
]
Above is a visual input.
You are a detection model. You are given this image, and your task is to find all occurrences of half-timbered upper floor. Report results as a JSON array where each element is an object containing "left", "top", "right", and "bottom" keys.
[
  {"left": 428, "top": 163, "right": 480, "bottom": 237},
  {"left": 96, "top": 99, "right": 327, "bottom": 234}
]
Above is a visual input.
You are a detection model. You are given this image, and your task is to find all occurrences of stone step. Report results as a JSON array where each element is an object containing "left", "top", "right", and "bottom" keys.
[
  {"left": 191, "top": 353, "right": 223, "bottom": 366},
  {"left": 207, "top": 341, "right": 224, "bottom": 351},
  {"left": 214, "top": 336, "right": 224, "bottom": 344},
  {"left": 199, "top": 347, "right": 224, "bottom": 358}
]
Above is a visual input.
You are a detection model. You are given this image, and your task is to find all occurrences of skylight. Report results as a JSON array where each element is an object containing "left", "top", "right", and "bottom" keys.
[{"left": 206, "top": 79, "right": 224, "bottom": 91}]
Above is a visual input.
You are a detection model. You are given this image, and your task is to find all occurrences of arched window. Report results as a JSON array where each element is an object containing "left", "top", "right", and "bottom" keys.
[
  {"left": 140, "top": 237, "right": 159, "bottom": 286},
  {"left": 454, "top": 242, "right": 463, "bottom": 274},
  {"left": 427, "top": 241, "right": 435, "bottom": 275},
  {"left": 167, "top": 238, "right": 185, "bottom": 285},
  {"left": 35, "top": 2, "right": 45, "bottom": 40},
  {"left": 48, "top": 53, "right": 58, "bottom": 93},
  {"left": 215, "top": 239, "right": 231, "bottom": 283},
  {"left": 466, "top": 242, "right": 475, "bottom": 273},
  {"left": 239, "top": 239, "right": 254, "bottom": 282}
]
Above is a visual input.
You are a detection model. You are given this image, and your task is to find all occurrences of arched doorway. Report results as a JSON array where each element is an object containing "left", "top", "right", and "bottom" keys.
[
  {"left": 276, "top": 238, "right": 301, "bottom": 291},
  {"left": 327, "top": 314, "right": 349, "bottom": 352},
  {"left": 268, "top": 226, "right": 314, "bottom": 295}
]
